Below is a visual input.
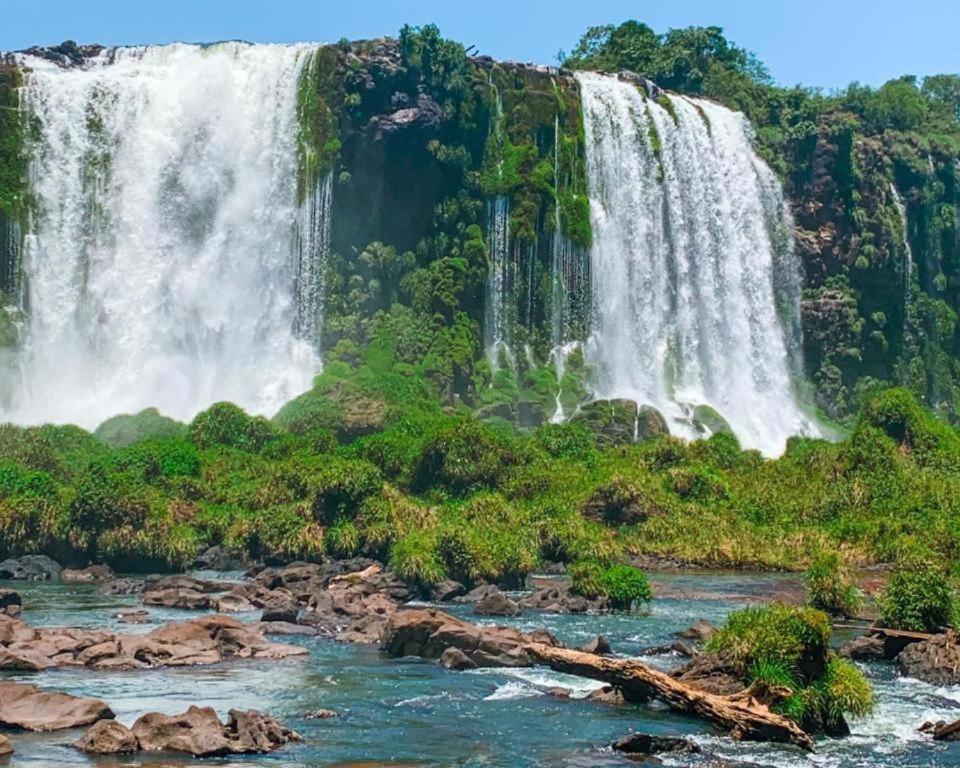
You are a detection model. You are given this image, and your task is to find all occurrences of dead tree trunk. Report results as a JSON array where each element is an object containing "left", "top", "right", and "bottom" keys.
[{"left": 527, "top": 642, "right": 814, "bottom": 752}]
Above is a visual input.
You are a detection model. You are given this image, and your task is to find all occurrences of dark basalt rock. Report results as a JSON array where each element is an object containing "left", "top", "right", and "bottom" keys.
[
  {"left": 100, "top": 577, "right": 145, "bottom": 595},
  {"left": 671, "top": 650, "right": 744, "bottom": 696},
  {"left": 518, "top": 583, "right": 603, "bottom": 613},
  {"left": 260, "top": 598, "right": 300, "bottom": 624},
  {"left": 192, "top": 545, "right": 246, "bottom": 572},
  {"left": 612, "top": 732, "right": 701, "bottom": 756},
  {"left": 0, "top": 589, "right": 21, "bottom": 617},
  {"left": 473, "top": 591, "right": 521, "bottom": 617},
  {"left": 839, "top": 634, "right": 887, "bottom": 661},
  {"left": 0, "top": 555, "right": 61, "bottom": 581},
  {"left": 20, "top": 41, "right": 105, "bottom": 67},
  {"left": 897, "top": 630, "right": 960, "bottom": 685},
  {"left": 455, "top": 584, "right": 503, "bottom": 603},
  {"left": 431, "top": 579, "right": 466, "bottom": 602},
  {"left": 570, "top": 399, "right": 668, "bottom": 448},
  {"left": 371, "top": 93, "right": 444, "bottom": 139}
]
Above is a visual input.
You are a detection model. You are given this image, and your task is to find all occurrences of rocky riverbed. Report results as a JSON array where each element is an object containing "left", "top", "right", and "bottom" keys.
[{"left": 0, "top": 567, "right": 959, "bottom": 767}]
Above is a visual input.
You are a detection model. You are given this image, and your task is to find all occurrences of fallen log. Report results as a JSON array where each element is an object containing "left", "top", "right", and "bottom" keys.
[{"left": 526, "top": 642, "right": 814, "bottom": 752}]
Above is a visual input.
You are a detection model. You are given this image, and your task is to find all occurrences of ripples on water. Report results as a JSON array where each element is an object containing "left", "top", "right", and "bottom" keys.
[{"left": 3, "top": 573, "right": 960, "bottom": 767}]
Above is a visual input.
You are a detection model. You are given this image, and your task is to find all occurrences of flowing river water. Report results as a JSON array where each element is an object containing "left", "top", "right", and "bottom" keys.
[{"left": 1, "top": 571, "right": 958, "bottom": 767}]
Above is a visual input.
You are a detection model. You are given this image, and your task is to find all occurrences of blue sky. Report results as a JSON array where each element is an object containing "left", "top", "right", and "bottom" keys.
[{"left": 3, "top": 0, "right": 957, "bottom": 91}]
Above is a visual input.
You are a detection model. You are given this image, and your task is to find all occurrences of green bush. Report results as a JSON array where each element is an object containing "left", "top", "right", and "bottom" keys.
[
  {"left": 117, "top": 438, "right": 201, "bottom": 482},
  {"left": 308, "top": 457, "right": 383, "bottom": 523},
  {"left": 388, "top": 529, "right": 446, "bottom": 586},
  {"left": 189, "top": 402, "right": 277, "bottom": 453},
  {"left": 877, "top": 559, "right": 957, "bottom": 631},
  {"left": 412, "top": 418, "right": 520, "bottom": 496},
  {"left": 707, "top": 604, "right": 831, "bottom": 683},
  {"left": 94, "top": 408, "right": 186, "bottom": 449},
  {"left": 529, "top": 423, "right": 596, "bottom": 460},
  {"left": 325, "top": 517, "right": 361, "bottom": 557},
  {"left": 805, "top": 552, "right": 864, "bottom": 618},
  {"left": 569, "top": 560, "right": 652, "bottom": 610}
]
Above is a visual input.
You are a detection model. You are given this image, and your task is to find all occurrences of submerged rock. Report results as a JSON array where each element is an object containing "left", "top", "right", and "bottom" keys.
[
  {"left": 0, "top": 555, "right": 61, "bottom": 581},
  {"left": 612, "top": 732, "right": 701, "bottom": 756},
  {"left": 76, "top": 706, "right": 300, "bottom": 756},
  {"left": 60, "top": 564, "right": 113, "bottom": 583},
  {"left": 115, "top": 610, "right": 150, "bottom": 625},
  {"left": 518, "top": 582, "right": 601, "bottom": 613},
  {"left": 0, "top": 681, "right": 113, "bottom": 731},
  {"left": 675, "top": 619, "right": 717, "bottom": 643}
]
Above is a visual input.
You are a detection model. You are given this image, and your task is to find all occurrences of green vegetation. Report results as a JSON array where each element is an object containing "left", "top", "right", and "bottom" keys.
[
  {"left": 804, "top": 551, "right": 864, "bottom": 618},
  {"left": 569, "top": 561, "right": 652, "bottom": 609},
  {"left": 708, "top": 603, "right": 872, "bottom": 733},
  {"left": 877, "top": 558, "right": 958, "bottom": 632}
]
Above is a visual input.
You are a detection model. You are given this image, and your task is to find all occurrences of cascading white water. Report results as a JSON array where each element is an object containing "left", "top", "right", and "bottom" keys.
[
  {"left": 294, "top": 169, "right": 334, "bottom": 348},
  {"left": 484, "top": 195, "right": 513, "bottom": 368},
  {"left": 4, "top": 42, "right": 324, "bottom": 428},
  {"left": 890, "top": 183, "right": 914, "bottom": 335},
  {"left": 576, "top": 72, "right": 815, "bottom": 455}
]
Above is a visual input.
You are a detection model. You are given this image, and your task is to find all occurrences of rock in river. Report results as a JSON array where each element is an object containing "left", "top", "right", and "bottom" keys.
[
  {"left": 76, "top": 706, "right": 300, "bottom": 756},
  {"left": 0, "top": 681, "right": 113, "bottom": 731},
  {"left": 0, "top": 555, "right": 61, "bottom": 581}
]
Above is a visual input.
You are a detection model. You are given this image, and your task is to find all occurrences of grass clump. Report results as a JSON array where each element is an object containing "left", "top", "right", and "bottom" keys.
[
  {"left": 569, "top": 560, "right": 652, "bottom": 610},
  {"left": 805, "top": 551, "right": 864, "bottom": 618},
  {"left": 877, "top": 558, "right": 957, "bottom": 632}
]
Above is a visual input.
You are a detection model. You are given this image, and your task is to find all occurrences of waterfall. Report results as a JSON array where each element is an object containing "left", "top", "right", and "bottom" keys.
[
  {"left": 484, "top": 195, "right": 513, "bottom": 369},
  {"left": 576, "top": 72, "right": 815, "bottom": 455},
  {"left": 294, "top": 169, "right": 333, "bottom": 349},
  {"left": 890, "top": 182, "right": 913, "bottom": 338},
  {"left": 3, "top": 42, "right": 322, "bottom": 428}
]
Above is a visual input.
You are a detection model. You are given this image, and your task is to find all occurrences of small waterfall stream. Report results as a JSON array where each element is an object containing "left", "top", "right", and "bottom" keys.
[
  {"left": 294, "top": 169, "right": 334, "bottom": 350},
  {"left": 576, "top": 72, "right": 815, "bottom": 455},
  {"left": 484, "top": 196, "right": 513, "bottom": 369},
  {"left": 890, "top": 182, "right": 914, "bottom": 342}
]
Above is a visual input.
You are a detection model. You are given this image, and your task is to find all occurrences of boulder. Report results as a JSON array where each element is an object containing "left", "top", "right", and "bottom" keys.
[
  {"left": 380, "top": 608, "right": 562, "bottom": 668},
  {"left": 578, "top": 636, "right": 612, "bottom": 655},
  {"left": 518, "top": 583, "right": 599, "bottom": 613},
  {"left": 0, "top": 681, "right": 113, "bottom": 731},
  {"left": 60, "top": 564, "right": 113, "bottom": 583},
  {"left": 261, "top": 597, "right": 300, "bottom": 624},
  {"left": 100, "top": 577, "right": 145, "bottom": 595},
  {"left": 612, "top": 732, "right": 701, "bottom": 756},
  {"left": 897, "top": 630, "right": 960, "bottom": 685},
  {"left": 0, "top": 734, "right": 11, "bottom": 756},
  {"left": 671, "top": 651, "right": 744, "bottom": 696},
  {"left": 129, "top": 706, "right": 299, "bottom": 756},
  {"left": 839, "top": 634, "right": 887, "bottom": 661},
  {"left": 586, "top": 685, "right": 626, "bottom": 705},
  {"left": 143, "top": 587, "right": 214, "bottom": 610},
  {"left": 0, "top": 555, "right": 61, "bottom": 581},
  {"left": 431, "top": 579, "right": 466, "bottom": 602},
  {"left": 74, "top": 720, "right": 139, "bottom": 754},
  {"left": 0, "top": 589, "right": 21, "bottom": 617},
  {"left": 193, "top": 545, "right": 246, "bottom": 571},
  {"left": 675, "top": 620, "right": 717, "bottom": 643},
  {"left": 455, "top": 584, "right": 503, "bottom": 603},
  {"left": 571, "top": 400, "right": 668, "bottom": 447},
  {"left": 473, "top": 591, "right": 521, "bottom": 617},
  {"left": 922, "top": 717, "right": 960, "bottom": 741}
]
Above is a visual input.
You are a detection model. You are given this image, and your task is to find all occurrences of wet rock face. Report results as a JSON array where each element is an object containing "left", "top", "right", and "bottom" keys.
[
  {"left": 0, "top": 681, "right": 114, "bottom": 731},
  {"left": 570, "top": 400, "right": 668, "bottom": 447},
  {"left": 0, "top": 555, "right": 61, "bottom": 581},
  {"left": 75, "top": 706, "right": 300, "bottom": 756},
  {"left": 379, "top": 608, "right": 562, "bottom": 668},
  {"left": 0, "top": 733, "right": 12, "bottom": 756},
  {"left": 897, "top": 630, "right": 960, "bottom": 685},
  {"left": 18, "top": 40, "right": 105, "bottom": 66}
]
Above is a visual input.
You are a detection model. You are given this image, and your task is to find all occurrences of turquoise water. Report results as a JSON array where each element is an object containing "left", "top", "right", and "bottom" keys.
[{"left": 2, "top": 573, "right": 960, "bottom": 767}]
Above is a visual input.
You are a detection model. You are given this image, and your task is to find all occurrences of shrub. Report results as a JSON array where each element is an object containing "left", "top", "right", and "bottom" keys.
[
  {"left": 117, "top": 438, "right": 201, "bottom": 482},
  {"left": 707, "top": 604, "right": 831, "bottom": 683},
  {"left": 569, "top": 560, "right": 652, "bottom": 610},
  {"left": 805, "top": 552, "right": 864, "bottom": 618},
  {"left": 308, "top": 457, "right": 383, "bottom": 523},
  {"left": 780, "top": 658, "right": 874, "bottom": 734},
  {"left": 389, "top": 529, "right": 446, "bottom": 586},
  {"left": 189, "top": 402, "right": 277, "bottom": 453},
  {"left": 877, "top": 558, "right": 957, "bottom": 632},
  {"left": 412, "top": 418, "right": 521, "bottom": 496},
  {"left": 529, "top": 423, "right": 596, "bottom": 460},
  {"left": 325, "top": 517, "right": 361, "bottom": 557},
  {"left": 94, "top": 408, "right": 186, "bottom": 449}
]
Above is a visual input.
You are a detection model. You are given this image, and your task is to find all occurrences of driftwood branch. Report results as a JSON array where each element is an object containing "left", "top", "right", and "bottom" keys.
[{"left": 526, "top": 643, "right": 814, "bottom": 752}]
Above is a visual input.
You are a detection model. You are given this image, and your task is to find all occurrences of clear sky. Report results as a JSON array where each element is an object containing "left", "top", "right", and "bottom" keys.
[{"left": 3, "top": 0, "right": 957, "bottom": 91}]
